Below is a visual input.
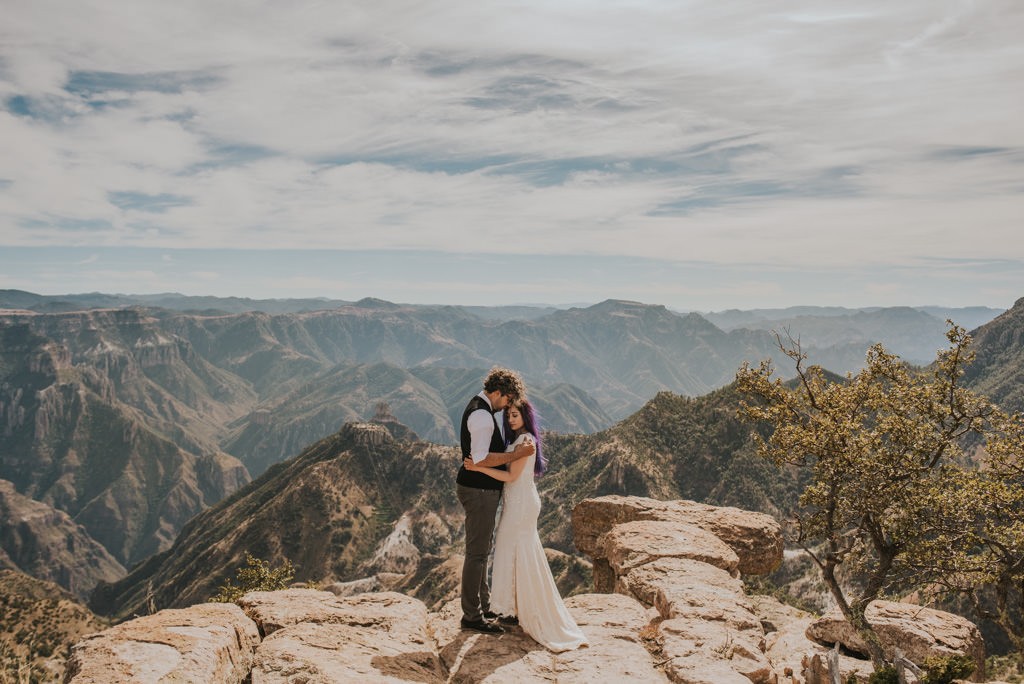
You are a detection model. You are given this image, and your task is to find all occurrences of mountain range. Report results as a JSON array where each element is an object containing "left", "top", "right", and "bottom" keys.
[
  {"left": 92, "top": 380, "right": 800, "bottom": 621},
  {"left": 0, "top": 289, "right": 1017, "bottom": 612}
]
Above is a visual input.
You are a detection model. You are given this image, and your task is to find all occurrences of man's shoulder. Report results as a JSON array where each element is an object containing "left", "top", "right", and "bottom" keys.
[{"left": 464, "top": 394, "right": 489, "bottom": 411}]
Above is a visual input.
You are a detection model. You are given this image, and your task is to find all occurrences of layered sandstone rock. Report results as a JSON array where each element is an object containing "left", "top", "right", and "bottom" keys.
[
  {"left": 573, "top": 496, "right": 782, "bottom": 683},
  {"left": 63, "top": 603, "right": 259, "bottom": 683},
  {"left": 62, "top": 496, "right": 996, "bottom": 684},
  {"left": 806, "top": 600, "right": 987, "bottom": 682},
  {"left": 242, "top": 591, "right": 445, "bottom": 682},
  {"left": 572, "top": 495, "right": 784, "bottom": 580}
]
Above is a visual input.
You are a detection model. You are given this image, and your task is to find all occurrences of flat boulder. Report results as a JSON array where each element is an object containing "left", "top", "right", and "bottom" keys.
[
  {"left": 572, "top": 495, "right": 783, "bottom": 575},
  {"left": 252, "top": 620, "right": 444, "bottom": 683},
  {"left": 64, "top": 603, "right": 259, "bottom": 684},
  {"left": 806, "top": 600, "right": 986, "bottom": 681},
  {"left": 621, "top": 557, "right": 756, "bottom": 628},
  {"left": 659, "top": 616, "right": 773, "bottom": 684},
  {"left": 246, "top": 591, "right": 443, "bottom": 683},
  {"left": 237, "top": 588, "right": 422, "bottom": 636},
  {"left": 597, "top": 520, "right": 740, "bottom": 578},
  {"left": 430, "top": 594, "right": 669, "bottom": 683},
  {"left": 620, "top": 556, "right": 773, "bottom": 684}
]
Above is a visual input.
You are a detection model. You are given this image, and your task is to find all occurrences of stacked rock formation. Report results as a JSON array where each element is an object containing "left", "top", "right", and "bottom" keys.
[{"left": 63, "top": 496, "right": 992, "bottom": 683}]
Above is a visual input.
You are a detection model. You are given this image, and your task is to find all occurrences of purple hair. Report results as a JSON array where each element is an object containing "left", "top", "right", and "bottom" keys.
[{"left": 504, "top": 400, "right": 546, "bottom": 476}]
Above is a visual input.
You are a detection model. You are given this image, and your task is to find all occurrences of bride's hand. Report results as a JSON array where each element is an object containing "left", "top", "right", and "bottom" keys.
[{"left": 463, "top": 457, "right": 479, "bottom": 471}]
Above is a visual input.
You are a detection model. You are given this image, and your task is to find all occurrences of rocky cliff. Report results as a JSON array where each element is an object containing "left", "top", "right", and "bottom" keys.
[
  {"left": 64, "top": 497, "right": 993, "bottom": 683},
  {"left": 962, "top": 295, "right": 1024, "bottom": 413},
  {"left": 0, "top": 317, "right": 251, "bottom": 568},
  {"left": 89, "top": 408, "right": 796, "bottom": 622},
  {"left": 0, "top": 480, "right": 124, "bottom": 600},
  {"left": 90, "top": 422, "right": 467, "bottom": 619}
]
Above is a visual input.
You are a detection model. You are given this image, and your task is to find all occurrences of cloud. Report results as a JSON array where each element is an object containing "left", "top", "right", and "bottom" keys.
[{"left": 1, "top": 0, "right": 1022, "bottom": 307}]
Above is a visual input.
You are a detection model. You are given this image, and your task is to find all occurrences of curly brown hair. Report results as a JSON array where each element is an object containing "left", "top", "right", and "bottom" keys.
[{"left": 483, "top": 366, "right": 526, "bottom": 404}]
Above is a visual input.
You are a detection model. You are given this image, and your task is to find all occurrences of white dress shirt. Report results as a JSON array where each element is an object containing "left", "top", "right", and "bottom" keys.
[{"left": 467, "top": 391, "right": 500, "bottom": 463}]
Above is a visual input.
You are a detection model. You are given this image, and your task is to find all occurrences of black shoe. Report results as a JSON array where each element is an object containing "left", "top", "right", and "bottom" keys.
[
  {"left": 461, "top": 617, "right": 504, "bottom": 634},
  {"left": 483, "top": 610, "right": 518, "bottom": 626}
]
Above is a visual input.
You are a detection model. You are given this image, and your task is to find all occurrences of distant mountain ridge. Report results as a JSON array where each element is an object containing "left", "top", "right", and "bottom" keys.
[
  {"left": 961, "top": 295, "right": 1024, "bottom": 414},
  {"left": 0, "top": 317, "right": 249, "bottom": 571},
  {"left": 0, "top": 289, "right": 1014, "bottom": 605},
  {"left": 3, "top": 289, "right": 1001, "bottom": 367},
  {"left": 702, "top": 305, "right": 1002, "bottom": 365}
]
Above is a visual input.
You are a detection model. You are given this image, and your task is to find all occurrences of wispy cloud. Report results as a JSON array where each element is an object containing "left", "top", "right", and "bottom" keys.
[{"left": 1, "top": 0, "right": 1022, "bottom": 308}]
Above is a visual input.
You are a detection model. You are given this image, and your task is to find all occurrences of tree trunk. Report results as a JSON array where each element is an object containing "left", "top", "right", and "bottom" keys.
[
  {"left": 820, "top": 563, "right": 888, "bottom": 670},
  {"left": 847, "top": 602, "right": 888, "bottom": 671}
]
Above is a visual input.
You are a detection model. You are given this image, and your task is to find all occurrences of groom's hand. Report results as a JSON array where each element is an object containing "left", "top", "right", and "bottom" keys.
[
  {"left": 513, "top": 441, "right": 535, "bottom": 459},
  {"left": 473, "top": 440, "right": 536, "bottom": 467}
]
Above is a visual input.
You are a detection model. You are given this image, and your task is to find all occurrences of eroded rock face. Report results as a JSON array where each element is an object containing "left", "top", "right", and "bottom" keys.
[
  {"left": 599, "top": 520, "right": 740, "bottom": 580},
  {"left": 63, "top": 603, "right": 259, "bottom": 683},
  {"left": 0, "top": 479, "right": 125, "bottom": 600},
  {"left": 244, "top": 591, "right": 444, "bottom": 683},
  {"left": 62, "top": 496, "right": 995, "bottom": 684},
  {"left": 572, "top": 497, "right": 779, "bottom": 683},
  {"left": 237, "top": 588, "right": 428, "bottom": 637},
  {"left": 806, "top": 600, "right": 987, "bottom": 682},
  {"left": 572, "top": 495, "right": 784, "bottom": 576}
]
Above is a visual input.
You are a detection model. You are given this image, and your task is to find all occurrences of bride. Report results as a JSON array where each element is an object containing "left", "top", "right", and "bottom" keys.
[{"left": 463, "top": 400, "right": 588, "bottom": 652}]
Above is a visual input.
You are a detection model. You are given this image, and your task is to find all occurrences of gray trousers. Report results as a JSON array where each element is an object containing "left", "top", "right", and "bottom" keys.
[{"left": 457, "top": 484, "right": 501, "bottom": 622}]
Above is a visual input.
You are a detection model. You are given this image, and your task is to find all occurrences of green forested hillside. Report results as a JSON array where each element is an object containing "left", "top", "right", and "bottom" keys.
[
  {"left": 0, "top": 570, "right": 106, "bottom": 682},
  {"left": 537, "top": 386, "right": 802, "bottom": 550},
  {"left": 963, "top": 296, "right": 1024, "bottom": 413}
]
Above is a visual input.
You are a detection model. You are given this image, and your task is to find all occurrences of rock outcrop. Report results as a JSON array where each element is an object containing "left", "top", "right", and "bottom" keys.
[
  {"left": 63, "top": 603, "right": 259, "bottom": 683},
  {"left": 572, "top": 495, "right": 785, "bottom": 583},
  {"left": 63, "top": 496, "right": 993, "bottom": 683},
  {"left": 575, "top": 495, "right": 781, "bottom": 683},
  {"left": 806, "top": 601, "right": 987, "bottom": 682}
]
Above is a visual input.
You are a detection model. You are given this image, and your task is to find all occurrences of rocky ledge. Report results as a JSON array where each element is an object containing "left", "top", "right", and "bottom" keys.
[{"left": 64, "top": 496, "right": 996, "bottom": 683}]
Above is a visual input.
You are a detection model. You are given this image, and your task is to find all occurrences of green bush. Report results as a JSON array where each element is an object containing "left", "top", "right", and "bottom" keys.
[
  {"left": 866, "top": 667, "right": 899, "bottom": 684},
  {"left": 209, "top": 553, "right": 295, "bottom": 603},
  {"left": 919, "top": 654, "right": 975, "bottom": 684}
]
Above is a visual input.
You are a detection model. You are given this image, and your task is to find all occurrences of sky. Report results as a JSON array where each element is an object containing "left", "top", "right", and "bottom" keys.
[{"left": 1, "top": 0, "right": 1022, "bottom": 312}]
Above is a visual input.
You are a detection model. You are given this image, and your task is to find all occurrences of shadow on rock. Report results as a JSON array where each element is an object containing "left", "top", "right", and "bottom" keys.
[
  {"left": 439, "top": 626, "right": 542, "bottom": 683},
  {"left": 371, "top": 650, "right": 448, "bottom": 683}
]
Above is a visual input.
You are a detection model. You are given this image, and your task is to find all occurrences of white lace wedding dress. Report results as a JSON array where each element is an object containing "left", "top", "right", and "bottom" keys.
[{"left": 490, "top": 434, "right": 588, "bottom": 652}]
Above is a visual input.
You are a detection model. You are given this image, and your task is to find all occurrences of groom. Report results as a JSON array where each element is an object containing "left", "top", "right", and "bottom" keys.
[{"left": 456, "top": 366, "right": 534, "bottom": 634}]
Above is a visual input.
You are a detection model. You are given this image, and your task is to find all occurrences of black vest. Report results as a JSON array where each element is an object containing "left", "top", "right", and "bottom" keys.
[{"left": 456, "top": 395, "right": 507, "bottom": 490}]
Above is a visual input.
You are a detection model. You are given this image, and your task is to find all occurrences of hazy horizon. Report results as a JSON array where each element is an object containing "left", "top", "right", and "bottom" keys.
[{"left": 2, "top": 279, "right": 1011, "bottom": 317}]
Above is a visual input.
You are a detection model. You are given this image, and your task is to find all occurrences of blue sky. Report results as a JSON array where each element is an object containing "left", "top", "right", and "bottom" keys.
[{"left": 1, "top": 1, "right": 1022, "bottom": 310}]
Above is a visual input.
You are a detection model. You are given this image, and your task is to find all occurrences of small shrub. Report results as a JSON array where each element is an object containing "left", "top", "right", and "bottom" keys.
[
  {"left": 209, "top": 553, "right": 295, "bottom": 603},
  {"left": 919, "top": 654, "right": 975, "bottom": 684},
  {"left": 867, "top": 667, "right": 899, "bottom": 684}
]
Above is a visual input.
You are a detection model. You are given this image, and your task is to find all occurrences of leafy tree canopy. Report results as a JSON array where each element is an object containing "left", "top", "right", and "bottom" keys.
[{"left": 736, "top": 324, "right": 1024, "bottom": 670}]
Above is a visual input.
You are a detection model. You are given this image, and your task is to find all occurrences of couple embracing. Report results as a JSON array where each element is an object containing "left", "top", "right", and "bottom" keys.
[{"left": 456, "top": 367, "right": 588, "bottom": 653}]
